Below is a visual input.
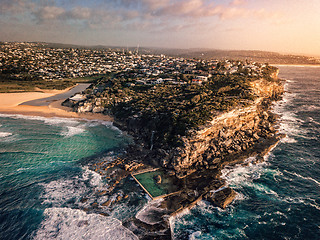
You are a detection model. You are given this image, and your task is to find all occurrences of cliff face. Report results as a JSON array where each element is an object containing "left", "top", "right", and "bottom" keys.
[
  {"left": 63, "top": 72, "right": 284, "bottom": 179},
  {"left": 167, "top": 78, "right": 284, "bottom": 177}
]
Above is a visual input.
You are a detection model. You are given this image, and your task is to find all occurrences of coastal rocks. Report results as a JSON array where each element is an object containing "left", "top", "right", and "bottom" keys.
[
  {"left": 92, "top": 106, "right": 104, "bottom": 113},
  {"left": 124, "top": 162, "right": 145, "bottom": 172},
  {"left": 62, "top": 93, "right": 108, "bottom": 113},
  {"left": 154, "top": 174, "right": 162, "bottom": 184},
  {"left": 168, "top": 78, "right": 284, "bottom": 177},
  {"left": 204, "top": 187, "right": 237, "bottom": 209},
  {"left": 61, "top": 98, "right": 76, "bottom": 108},
  {"left": 77, "top": 102, "right": 93, "bottom": 113}
]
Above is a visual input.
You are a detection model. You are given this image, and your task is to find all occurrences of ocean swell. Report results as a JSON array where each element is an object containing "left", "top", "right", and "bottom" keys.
[{"left": 33, "top": 208, "right": 138, "bottom": 240}]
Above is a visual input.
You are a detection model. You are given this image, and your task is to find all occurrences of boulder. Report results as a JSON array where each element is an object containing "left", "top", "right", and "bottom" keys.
[
  {"left": 204, "top": 187, "right": 237, "bottom": 209},
  {"left": 154, "top": 174, "right": 162, "bottom": 184},
  {"left": 77, "top": 102, "right": 93, "bottom": 112},
  {"left": 92, "top": 106, "right": 104, "bottom": 113}
]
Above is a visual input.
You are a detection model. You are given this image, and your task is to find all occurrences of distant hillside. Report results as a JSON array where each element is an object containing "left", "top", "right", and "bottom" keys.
[
  {"left": 176, "top": 50, "right": 320, "bottom": 65},
  {"left": 142, "top": 48, "right": 320, "bottom": 65},
  {"left": 28, "top": 42, "right": 320, "bottom": 65}
]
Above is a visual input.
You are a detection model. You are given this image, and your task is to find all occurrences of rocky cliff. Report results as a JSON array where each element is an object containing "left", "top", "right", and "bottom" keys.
[
  {"left": 165, "top": 78, "right": 284, "bottom": 178},
  {"left": 63, "top": 73, "right": 284, "bottom": 239},
  {"left": 63, "top": 69, "right": 284, "bottom": 179}
]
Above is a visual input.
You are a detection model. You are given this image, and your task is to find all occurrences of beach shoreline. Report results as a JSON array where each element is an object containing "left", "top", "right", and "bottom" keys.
[{"left": 0, "top": 90, "right": 113, "bottom": 122}]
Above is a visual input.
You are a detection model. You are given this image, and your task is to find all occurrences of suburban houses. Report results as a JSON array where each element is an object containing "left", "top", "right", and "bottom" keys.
[{"left": 0, "top": 42, "right": 268, "bottom": 87}]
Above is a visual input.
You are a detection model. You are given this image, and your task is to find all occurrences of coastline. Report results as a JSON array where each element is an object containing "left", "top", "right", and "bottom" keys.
[
  {"left": 0, "top": 79, "right": 285, "bottom": 239},
  {"left": 0, "top": 89, "right": 113, "bottom": 122},
  {"left": 272, "top": 64, "right": 320, "bottom": 67}
]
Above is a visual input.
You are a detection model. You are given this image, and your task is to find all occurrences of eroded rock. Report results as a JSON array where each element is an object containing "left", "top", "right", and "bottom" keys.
[{"left": 204, "top": 187, "right": 237, "bottom": 209}]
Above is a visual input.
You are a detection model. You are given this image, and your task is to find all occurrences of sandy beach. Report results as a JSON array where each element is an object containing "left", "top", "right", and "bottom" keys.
[{"left": 0, "top": 88, "right": 113, "bottom": 122}]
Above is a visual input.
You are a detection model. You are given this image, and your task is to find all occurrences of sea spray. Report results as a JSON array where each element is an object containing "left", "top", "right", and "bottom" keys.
[
  {"left": 0, "top": 114, "right": 132, "bottom": 240},
  {"left": 170, "top": 66, "right": 320, "bottom": 239},
  {"left": 33, "top": 208, "right": 138, "bottom": 240}
]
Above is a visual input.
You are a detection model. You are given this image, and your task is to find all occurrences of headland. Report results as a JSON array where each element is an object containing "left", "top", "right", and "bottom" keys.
[
  {"left": 61, "top": 62, "right": 284, "bottom": 239},
  {"left": 0, "top": 42, "right": 285, "bottom": 238}
]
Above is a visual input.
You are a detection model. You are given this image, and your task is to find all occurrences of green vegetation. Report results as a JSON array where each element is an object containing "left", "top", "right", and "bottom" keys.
[
  {"left": 89, "top": 73, "right": 266, "bottom": 148},
  {"left": 0, "top": 74, "right": 100, "bottom": 93},
  {"left": 63, "top": 75, "right": 105, "bottom": 83},
  {"left": 0, "top": 78, "right": 73, "bottom": 93}
]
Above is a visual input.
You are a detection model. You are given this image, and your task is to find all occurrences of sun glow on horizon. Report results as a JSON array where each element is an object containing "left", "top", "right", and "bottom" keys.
[{"left": 0, "top": 0, "right": 320, "bottom": 56}]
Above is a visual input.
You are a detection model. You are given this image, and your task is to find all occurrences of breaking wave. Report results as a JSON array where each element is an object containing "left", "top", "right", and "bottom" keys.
[
  {"left": 0, "top": 113, "right": 118, "bottom": 138},
  {"left": 33, "top": 208, "right": 138, "bottom": 240},
  {"left": 0, "top": 131, "right": 12, "bottom": 138}
]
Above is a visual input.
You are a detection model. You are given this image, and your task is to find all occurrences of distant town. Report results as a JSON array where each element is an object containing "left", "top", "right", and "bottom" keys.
[{"left": 1, "top": 42, "right": 276, "bottom": 90}]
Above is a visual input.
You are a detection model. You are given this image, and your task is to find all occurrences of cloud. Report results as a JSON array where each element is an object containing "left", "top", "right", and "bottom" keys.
[
  {"left": 35, "top": 6, "right": 65, "bottom": 21},
  {"left": 142, "top": 0, "right": 171, "bottom": 11},
  {"left": 230, "top": 0, "right": 248, "bottom": 6},
  {"left": 154, "top": 0, "right": 207, "bottom": 17},
  {"left": 0, "top": 0, "right": 35, "bottom": 14},
  {"left": 69, "top": 7, "right": 92, "bottom": 20},
  {"left": 145, "top": 0, "right": 282, "bottom": 22},
  {"left": 0, "top": 0, "right": 286, "bottom": 31}
]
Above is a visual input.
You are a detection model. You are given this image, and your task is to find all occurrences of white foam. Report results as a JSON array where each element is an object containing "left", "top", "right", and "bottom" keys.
[
  {"left": 96, "top": 195, "right": 110, "bottom": 205},
  {"left": 39, "top": 167, "right": 109, "bottom": 206},
  {"left": 220, "top": 157, "right": 283, "bottom": 199},
  {"left": 108, "top": 191, "right": 147, "bottom": 221},
  {"left": 0, "top": 113, "right": 121, "bottom": 136},
  {"left": 280, "top": 136, "right": 297, "bottom": 143},
  {"left": 248, "top": 182, "right": 279, "bottom": 197},
  {"left": 135, "top": 199, "right": 167, "bottom": 225},
  {"left": 81, "top": 118, "right": 121, "bottom": 133},
  {"left": 0, "top": 113, "right": 79, "bottom": 125},
  {"left": 61, "top": 125, "right": 86, "bottom": 137},
  {"left": 82, "top": 167, "right": 103, "bottom": 187},
  {"left": 283, "top": 170, "right": 320, "bottom": 186},
  {"left": 34, "top": 207, "right": 138, "bottom": 240},
  {"left": 308, "top": 117, "right": 320, "bottom": 125},
  {"left": 274, "top": 211, "right": 288, "bottom": 218},
  {"left": 271, "top": 81, "right": 318, "bottom": 142},
  {"left": 234, "top": 192, "right": 248, "bottom": 201},
  {"left": 39, "top": 178, "right": 88, "bottom": 206},
  {"left": 42, "top": 117, "right": 80, "bottom": 126},
  {"left": 272, "top": 93, "right": 307, "bottom": 139},
  {"left": 196, "top": 200, "right": 229, "bottom": 214},
  {"left": 303, "top": 104, "right": 320, "bottom": 112},
  {"left": 17, "top": 167, "right": 32, "bottom": 172},
  {"left": 221, "top": 160, "right": 267, "bottom": 187},
  {"left": 309, "top": 203, "right": 320, "bottom": 211},
  {"left": 189, "top": 231, "right": 202, "bottom": 240},
  {"left": 0, "top": 114, "right": 86, "bottom": 137},
  {"left": 0, "top": 132, "right": 12, "bottom": 137}
]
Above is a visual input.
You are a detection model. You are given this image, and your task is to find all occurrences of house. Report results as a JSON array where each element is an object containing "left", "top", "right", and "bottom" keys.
[{"left": 192, "top": 75, "right": 208, "bottom": 84}]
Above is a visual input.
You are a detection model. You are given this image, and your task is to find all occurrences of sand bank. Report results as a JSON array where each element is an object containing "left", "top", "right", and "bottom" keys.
[{"left": 0, "top": 90, "right": 113, "bottom": 122}]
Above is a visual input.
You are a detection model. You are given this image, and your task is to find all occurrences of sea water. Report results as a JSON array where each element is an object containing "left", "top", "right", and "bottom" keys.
[
  {"left": 171, "top": 66, "right": 320, "bottom": 239},
  {"left": 0, "top": 114, "right": 139, "bottom": 239},
  {"left": 1, "top": 66, "right": 320, "bottom": 239}
]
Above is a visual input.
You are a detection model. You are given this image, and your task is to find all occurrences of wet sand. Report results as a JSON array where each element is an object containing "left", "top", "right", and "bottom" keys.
[{"left": 0, "top": 88, "right": 113, "bottom": 122}]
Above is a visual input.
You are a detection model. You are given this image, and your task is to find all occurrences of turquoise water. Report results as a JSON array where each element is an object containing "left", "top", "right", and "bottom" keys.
[
  {"left": 0, "top": 114, "right": 135, "bottom": 239},
  {"left": 1, "top": 66, "right": 320, "bottom": 239}
]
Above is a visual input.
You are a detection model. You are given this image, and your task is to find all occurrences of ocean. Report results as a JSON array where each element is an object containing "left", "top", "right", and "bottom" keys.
[
  {"left": 0, "top": 66, "right": 319, "bottom": 239},
  {"left": 0, "top": 115, "right": 138, "bottom": 239},
  {"left": 171, "top": 66, "right": 320, "bottom": 239}
]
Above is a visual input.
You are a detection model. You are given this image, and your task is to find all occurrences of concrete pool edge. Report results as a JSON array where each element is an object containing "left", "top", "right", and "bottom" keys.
[{"left": 131, "top": 169, "right": 181, "bottom": 200}]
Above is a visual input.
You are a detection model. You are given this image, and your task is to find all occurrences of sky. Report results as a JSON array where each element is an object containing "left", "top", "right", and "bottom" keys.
[{"left": 1, "top": 0, "right": 320, "bottom": 56}]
